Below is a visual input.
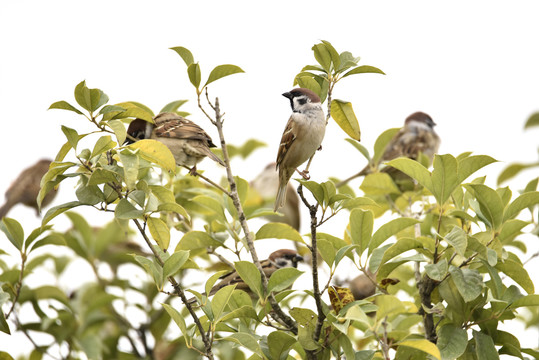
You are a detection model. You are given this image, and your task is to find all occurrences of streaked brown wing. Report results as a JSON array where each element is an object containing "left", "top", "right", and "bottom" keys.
[
  {"left": 276, "top": 116, "right": 297, "bottom": 168},
  {"left": 154, "top": 114, "right": 216, "bottom": 147}
]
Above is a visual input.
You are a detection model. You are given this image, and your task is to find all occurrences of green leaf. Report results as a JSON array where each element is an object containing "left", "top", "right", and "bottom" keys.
[
  {"left": 297, "top": 180, "right": 324, "bottom": 206},
  {"left": 255, "top": 223, "right": 304, "bottom": 243},
  {"left": 127, "top": 139, "right": 177, "bottom": 172},
  {"left": 330, "top": 99, "right": 361, "bottom": 141},
  {"left": 107, "top": 120, "right": 127, "bottom": 145},
  {"left": 511, "top": 294, "right": 539, "bottom": 308},
  {"left": 431, "top": 154, "right": 459, "bottom": 205},
  {"left": 369, "top": 217, "right": 419, "bottom": 254},
  {"left": 386, "top": 158, "right": 433, "bottom": 193},
  {"left": 48, "top": 100, "right": 83, "bottom": 115},
  {"left": 376, "top": 294, "right": 405, "bottom": 320},
  {"left": 205, "top": 64, "right": 244, "bottom": 87},
  {"left": 360, "top": 173, "right": 401, "bottom": 195},
  {"left": 114, "top": 198, "right": 144, "bottom": 220},
  {"left": 449, "top": 266, "right": 483, "bottom": 302},
  {"left": 0, "top": 218, "right": 24, "bottom": 251},
  {"left": 312, "top": 43, "right": 332, "bottom": 72},
  {"left": 103, "top": 101, "right": 153, "bottom": 121},
  {"left": 267, "top": 267, "right": 303, "bottom": 293},
  {"left": 267, "top": 331, "right": 297, "bottom": 360},
  {"left": 187, "top": 63, "right": 201, "bottom": 89},
  {"left": 524, "top": 112, "right": 539, "bottom": 129},
  {"left": 91, "top": 135, "right": 116, "bottom": 159},
  {"left": 224, "top": 333, "right": 261, "bottom": 353},
  {"left": 295, "top": 76, "right": 322, "bottom": 97},
  {"left": 74, "top": 80, "right": 108, "bottom": 112},
  {"left": 344, "top": 138, "right": 370, "bottom": 161},
  {"left": 380, "top": 237, "right": 424, "bottom": 265},
  {"left": 372, "top": 128, "right": 400, "bottom": 164},
  {"left": 496, "top": 258, "right": 534, "bottom": 294},
  {"left": 42, "top": 201, "right": 83, "bottom": 226},
  {"left": 147, "top": 217, "right": 170, "bottom": 251},
  {"left": 444, "top": 226, "right": 467, "bottom": 257},
  {"left": 399, "top": 339, "right": 441, "bottom": 360},
  {"left": 425, "top": 259, "right": 448, "bottom": 281},
  {"left": 458, "top": 154, "right": 497, "bottom": 184},
  {"left": 176, "top": 231, "right": 223, "bottom": 251},
  {"left": 135, "top": 255, "right": 163, "bottom": 289},
  {"left": 349, "top": 209, "right": 373, "bottom": 255},
  {"left": 162, "top": 303, "right": 189, "bottom": 338},
  {"left": 160, "top": 100, "right": 189, "bottom": 114},
  {"left": 170, "top": 46, "right": 194, "bottom": 66},
  {"left": 504, "top": 191, "right": 539, "bottom": 222},
  {"left": 235, "top": 261, "right": 263, "bottom": 298},
  {"left": 437, "top": 324, "right": 467, "bottom": 360},
  {"left": 342, "top": 65, "right": 385, "bottom": 78},
  {"left": 320, "top": 40, "right": 341, "bottom": 70},
  {"left": 473, "top": 330, "right": 499, "bottom": 360},
  {"left": 468, "top": 184, "right": 505, "bottom": 229},
  {"left": 212, "top": 285, "right": 236, "bottom": 320}
]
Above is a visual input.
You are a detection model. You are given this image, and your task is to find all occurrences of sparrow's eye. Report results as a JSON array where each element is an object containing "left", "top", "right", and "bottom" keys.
[
  {"left": 296, "top": 97, "right": 307, "bottom": 106},
  {"left": 277, "top": 259, "right": 290, "bottom": 268}
]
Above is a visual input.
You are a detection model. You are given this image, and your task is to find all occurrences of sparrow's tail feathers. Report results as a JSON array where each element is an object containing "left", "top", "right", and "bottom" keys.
[
  {"left": 203, "top": 148, "right": 226, "bottom": 167},
  {"left": 0, "top": 201, "right": 14, "bottom": 220},
  {"left": 274, "top": 184, "right": 287, "bottom": 211}
]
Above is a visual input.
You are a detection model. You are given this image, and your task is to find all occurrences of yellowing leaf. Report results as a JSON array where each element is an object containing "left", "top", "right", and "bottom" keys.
[
  {"left": 147, "top": 217, "right": 170, "bottom": 251},
  {"left": 399, "top": 339, "right": 441, "bottom": 360},
  {"left": 128, "top": 139, "right": 176, "bottom": 172},
  {"left": 331, "top": 99, "right": 361, "bottom": 141},
  {"left": 328, "top": 286, "right": 355, "bottom": 314}
]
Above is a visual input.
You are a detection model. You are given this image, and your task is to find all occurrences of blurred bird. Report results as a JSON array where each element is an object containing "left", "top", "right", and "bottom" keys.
[
  {"left": 348, "top": 271, "right": 377, "bottom": 300},
  {"left": 187, "top": 249, "right": 303, "bottom": 304},
  {"left": 126, "top": 112, "right": 225, "bottom": 173},
  {"left": 251, "top": 163, "right": 300, "bottom": 231},
  {"left": 338, "top": 111, "right": 440, "bottom": 186},
  {"left": 275, "top": 88, "right": 326, "bottom": 211},
  {"left": 0, "top": 159, "right": 57, "bottom": 219}
]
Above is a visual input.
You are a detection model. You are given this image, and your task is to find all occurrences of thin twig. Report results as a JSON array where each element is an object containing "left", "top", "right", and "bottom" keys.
[
  {"left": 5, "top": 251, "right": 26, "bottom": 320},
  {"left": 181, "top": 165, "right": 231, "bottom": 196}
]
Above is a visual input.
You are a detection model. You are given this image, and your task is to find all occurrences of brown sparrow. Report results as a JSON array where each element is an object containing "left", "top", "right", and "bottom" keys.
[
  {"left": 274, "top": 88, "right": 326, "bottom": 211},
  {"left": 338, "top": 111, "right": 440, "bottom": 186},
  {"left": 0, "top": 159, "right": 57, "bottom": 219},
  {"left": 251, "top": 163, "right": 300, "bottom": 230},
  {"left": 348, "top": 271, "right": 377, "bottom": 300},
  {"left": 126, "top": 112, "right": 224, "bottom": 173},
  {"left": 187, "top": 249, "right": 303, "bottom": 303}
]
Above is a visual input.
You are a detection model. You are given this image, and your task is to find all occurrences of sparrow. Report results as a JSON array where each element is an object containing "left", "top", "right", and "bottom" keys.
[
  {"left": 126, "top": 112, "right": 225, "bottom": 173},
  {"left": 187, "top": 249, "right": 303, "bottom": 304},
  {"left": 275, "top": 88, "right": 326, "bottom": 211},
  {"left": 0, "top": 159, "right": 58, "bottom": 219},
  {"left": 348, "top": 271, "right": 377, "bottom": 300},
  {"left": 337, "top": 111, "right": 440, "bottom": 186},
  {"left": 251, "top": 163, "right": 300, "bottom": 231}
]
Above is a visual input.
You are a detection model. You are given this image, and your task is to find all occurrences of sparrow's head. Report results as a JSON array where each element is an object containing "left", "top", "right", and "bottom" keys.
[
  {"left": 269, "top": 249, "right": 304, "bottom": 268},
  {"left": 405, "top": 112, "right": 436, "bottom": 128},
  {"left": 282, "top": 88, "right": 321, "bottom": 113},
  {"left": 126, "top": 118, "right": 152, "bottom": 144}
]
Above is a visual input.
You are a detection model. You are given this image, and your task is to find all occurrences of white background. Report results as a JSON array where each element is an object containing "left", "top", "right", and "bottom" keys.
[{"left": 1, "top": 0, "right": 539, "bottom": 357}]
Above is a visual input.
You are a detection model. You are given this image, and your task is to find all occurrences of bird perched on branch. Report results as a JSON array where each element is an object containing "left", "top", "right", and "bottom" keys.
[
  {"left": 0, "top": 159, "right": 57, "bottom": 219},
  {"left": 338, "top": 111, "right": 440, "bottom": 186},
  {"left": 275, "top": 88, "right": 326, "bottom": 211},
  {"left": 251, "top": 163, "right": 300, "bottom": 231},
  {"left": 187, "top": 249, "right": 303, "bottom": 304},
  {"left": 126, "top": 112, "right": 225, "bottom": 173}
]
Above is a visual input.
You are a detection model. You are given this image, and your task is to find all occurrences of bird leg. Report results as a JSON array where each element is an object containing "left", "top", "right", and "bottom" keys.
[
  {"left": 189, "top": 165, "right": 198, "bottom": 176},
  {"left": 296, "top": 168, "right": 310, "bottom": 180}
]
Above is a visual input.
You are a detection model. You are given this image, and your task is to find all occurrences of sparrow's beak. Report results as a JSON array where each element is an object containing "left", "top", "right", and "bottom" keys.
[
  {"left": 282, "top": 92, "right": 293, "bottom": 99},
  {"left": 294, "top": 254, "right": 304, "bottom": 265}
]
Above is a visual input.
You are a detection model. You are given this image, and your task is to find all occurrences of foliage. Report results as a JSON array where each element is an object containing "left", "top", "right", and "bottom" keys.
[{"left": 1, "top": 41, "right": 539, "bottom": 360}]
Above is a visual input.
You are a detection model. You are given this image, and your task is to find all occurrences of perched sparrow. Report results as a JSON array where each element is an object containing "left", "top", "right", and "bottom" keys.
[
  {"left": 126, "top": 112, "right": 225, "bottom": 173},
  {"left": 338, "top": 111, "right": 440, "bottom": 186},
  {"left": 275, "top": 88, "right": 326, "bottom": 211},
  {"left": 348, "top": 271, "right": 377, "bottom": 300},
  {"left": 251, "top": 163, "right": 300, "bottom": 231},
  {"left": 0, "top": 159, "right": 57, "bottom": 219},
  {"left": 187, "top": 249, "right": 303, "bottom": 303}
]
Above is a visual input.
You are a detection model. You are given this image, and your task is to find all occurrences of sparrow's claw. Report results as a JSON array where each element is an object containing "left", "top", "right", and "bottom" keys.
[
  {"left": 297, "top": 169, "right": 310, "bottom": 180},
  {"left": 189, "top": 166, "right": 198, "bottom": 176},
  {"left": 317, "top": 145, "right": 322, "bottom": 151}
]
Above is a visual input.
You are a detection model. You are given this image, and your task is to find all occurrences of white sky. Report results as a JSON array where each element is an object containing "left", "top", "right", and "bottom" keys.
[{"left": 1, "top": 0, "right": 539, "bottom": 356}]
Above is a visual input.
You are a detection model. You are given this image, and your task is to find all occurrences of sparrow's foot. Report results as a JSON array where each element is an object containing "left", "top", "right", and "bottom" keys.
[
  {"left": 317, "top": 145, "right": 322, "bottom": 151},
  {"left": 189, "top": 166, "right": 198, "bottom": 176},
  {"left": 297, "top": 169, "right": 310, "bottom": 180}
]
